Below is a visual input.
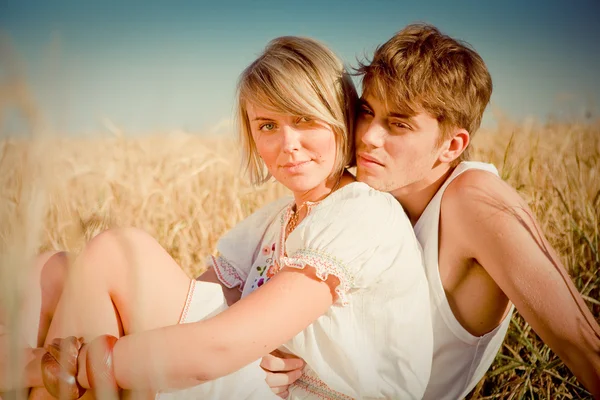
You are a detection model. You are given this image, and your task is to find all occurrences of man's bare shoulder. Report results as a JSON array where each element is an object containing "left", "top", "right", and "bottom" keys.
[
  {"left": 441, "top": 168, "right": 538, "bottom": 257},
  {"left": 444, "top": 167, "right": 529, "bottom": 218}
]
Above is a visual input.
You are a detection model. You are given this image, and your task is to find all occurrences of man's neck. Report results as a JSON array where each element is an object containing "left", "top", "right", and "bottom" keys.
[{"left": 392, "top": 163, "right": 456, "bottom": 226}]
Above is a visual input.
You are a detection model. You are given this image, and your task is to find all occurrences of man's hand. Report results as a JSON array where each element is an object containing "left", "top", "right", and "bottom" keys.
[{"left": 261, "top": 349, "right": 305, "bottom": 399}]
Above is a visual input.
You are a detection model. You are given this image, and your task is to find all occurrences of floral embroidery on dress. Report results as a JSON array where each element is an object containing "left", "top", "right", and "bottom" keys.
[
  {"left": 266, "top": 259, "right": 280, "bottom": 278},
  {"left": 209, "top": 254, "right": 245, "bottom": 290},
  {"left": 261, "top": 243, "right": 275, "bottom": 257},
  {"left": 249, "top": 242, "right": 280, "bottom": 290}
]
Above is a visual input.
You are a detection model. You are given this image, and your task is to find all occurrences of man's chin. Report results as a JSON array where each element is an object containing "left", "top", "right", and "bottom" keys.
[{"left": 356, "top": 172, "right": 386, "bottom": 191}]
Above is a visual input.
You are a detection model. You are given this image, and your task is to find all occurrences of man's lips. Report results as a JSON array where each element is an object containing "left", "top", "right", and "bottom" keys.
[{"left": 357, "top": 153, "right": 384, "bottom": 167}]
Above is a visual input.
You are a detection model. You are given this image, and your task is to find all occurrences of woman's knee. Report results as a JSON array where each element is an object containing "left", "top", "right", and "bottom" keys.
[
  {"left": 77, "top": 227, "right": 162, "bottom": 278},
  {"left": 79, "top": 228, "right": 189, "bottom": 333}
]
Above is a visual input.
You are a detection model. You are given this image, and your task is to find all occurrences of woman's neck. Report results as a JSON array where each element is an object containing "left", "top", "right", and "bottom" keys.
[{"left": 292, "top": 170, "right": 354, "bottom": 207}]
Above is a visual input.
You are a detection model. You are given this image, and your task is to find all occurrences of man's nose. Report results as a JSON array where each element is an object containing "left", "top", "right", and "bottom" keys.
[
  {"left": 281, "top": 125, "right": 301, "bottom": 153},
  {"left": 358, "top": 121, "right": 385, "bottom": 148}
]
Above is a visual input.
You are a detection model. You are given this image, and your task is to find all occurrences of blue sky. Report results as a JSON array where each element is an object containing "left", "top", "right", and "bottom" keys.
[{"left": 1, "top": 0, "right": 599, "bottom": 135}]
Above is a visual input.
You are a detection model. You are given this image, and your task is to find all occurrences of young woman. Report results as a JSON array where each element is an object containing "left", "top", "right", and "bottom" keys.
[{"left": 13, "top": 36, "right": 433, "bottom": 399}]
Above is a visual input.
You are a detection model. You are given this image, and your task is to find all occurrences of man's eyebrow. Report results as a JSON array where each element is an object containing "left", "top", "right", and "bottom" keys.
[
  {"left": 358, "top": 98, "right": 371, "bottom": 108},
  {"left": 388, "top": 111, "right": 413, "bottom": 119},
  {"left": 388, "top": 111, "right": 421, "bottom": 129},
  {"left": 359, "top": 98, "right": 420, "bottom": 128}
]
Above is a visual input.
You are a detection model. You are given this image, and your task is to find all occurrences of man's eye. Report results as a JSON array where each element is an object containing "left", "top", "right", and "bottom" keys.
[
  {"left": 359, "top": 107, "right": 374, "bottom": 116},
  {"left": 392, "top": 122, "right": 411, "bottom": 130},
  {"left": 259, "top": 123, "right": 275, "bottom": 131}
]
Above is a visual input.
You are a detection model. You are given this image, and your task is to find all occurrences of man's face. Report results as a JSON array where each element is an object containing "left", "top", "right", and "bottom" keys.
[{"left": 355, "top": 95, "right": 444, "bottom": 197}]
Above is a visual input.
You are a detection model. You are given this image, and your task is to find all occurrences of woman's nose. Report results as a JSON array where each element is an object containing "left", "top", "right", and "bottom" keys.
[{"left": 281, "top": 125, "right": 301, "bottom": 153}]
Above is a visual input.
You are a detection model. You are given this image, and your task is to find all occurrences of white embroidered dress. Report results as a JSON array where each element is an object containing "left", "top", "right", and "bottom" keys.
[{"left": 210, "top": 182, "right": 433, "bottom": 399}]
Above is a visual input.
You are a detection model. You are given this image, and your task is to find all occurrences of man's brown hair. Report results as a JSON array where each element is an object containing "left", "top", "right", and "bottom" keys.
[{"left": 357, "top": 23, "right": 492, "bottom": 161}]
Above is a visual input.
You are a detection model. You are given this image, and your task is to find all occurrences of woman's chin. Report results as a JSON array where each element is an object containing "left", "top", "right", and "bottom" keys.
[{"left": 280, "top": 181, "right": 322, "bottom": 196}]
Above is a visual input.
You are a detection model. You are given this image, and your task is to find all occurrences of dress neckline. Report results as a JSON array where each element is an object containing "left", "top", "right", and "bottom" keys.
[{"left": 277, "top": 181, "right": 367, "bottom": 262}]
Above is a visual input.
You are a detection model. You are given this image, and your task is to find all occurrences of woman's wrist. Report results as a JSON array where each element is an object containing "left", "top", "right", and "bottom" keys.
[
  {"left": 40, "top": 334, "right": 119, "bottom": 399},
  {"left": 85, "top": 334, "right": 119, "bottom": 399}
]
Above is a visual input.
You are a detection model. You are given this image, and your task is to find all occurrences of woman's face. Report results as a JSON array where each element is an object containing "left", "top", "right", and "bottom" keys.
[{"left": 247, "top": 102, "right": 338, "bottom": 198}]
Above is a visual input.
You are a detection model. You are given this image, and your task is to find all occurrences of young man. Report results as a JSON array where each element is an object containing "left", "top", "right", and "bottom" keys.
[{"left": 263, "top": 23, "right": 600, "bottom": 399}]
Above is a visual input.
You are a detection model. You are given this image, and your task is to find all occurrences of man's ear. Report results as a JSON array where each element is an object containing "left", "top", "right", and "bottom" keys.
[{"left": 439, "top": 128, "right": 469, "bottom": 163}]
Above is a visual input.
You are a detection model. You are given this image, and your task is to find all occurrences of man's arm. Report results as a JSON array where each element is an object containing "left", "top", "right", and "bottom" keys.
[
  {"left": 260, "top": 350, "right": 305, "bottom": 398},
  {"left": 197, "top": 267, "right": 242, "bottom": 306},
  {"left": 448, "top": 170, "right": 600, "bottom": 397}
]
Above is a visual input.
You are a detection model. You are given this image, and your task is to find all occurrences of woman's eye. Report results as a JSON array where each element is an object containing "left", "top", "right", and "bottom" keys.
[
  {"left": 297, "top": 116, "right": 312, "bottom": 123},
  {"left": 259, "top": 123, "right": 275, "bottom": 131}
]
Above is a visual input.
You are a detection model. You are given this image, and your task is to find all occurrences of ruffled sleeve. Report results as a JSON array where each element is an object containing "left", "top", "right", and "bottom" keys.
[
  {"left": 209, "top": 196, "right": 292, "bottom": 290},
  {"left": 283, "top": 182, "right": 407, "bottom": 305}
]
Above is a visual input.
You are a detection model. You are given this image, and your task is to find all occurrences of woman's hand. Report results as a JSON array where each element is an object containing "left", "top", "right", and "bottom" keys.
[
  {"left": 40, "top": 336, "right": 86, "bottom": 400},
  {"left": 40, "top": 334, "right": 119, "bottom": 400},
  {"left": 261, "top": 349, "right": 305, "bottom": 398}
]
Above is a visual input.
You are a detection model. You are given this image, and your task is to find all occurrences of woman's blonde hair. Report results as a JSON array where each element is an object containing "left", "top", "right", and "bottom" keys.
[{"left": 236, "top": 36, "right": 358, "bottom": 185}]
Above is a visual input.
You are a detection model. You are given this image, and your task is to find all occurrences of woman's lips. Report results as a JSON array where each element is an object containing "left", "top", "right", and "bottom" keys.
[{"left": 281, "top": 160, "right": 311, "bottom": 173}]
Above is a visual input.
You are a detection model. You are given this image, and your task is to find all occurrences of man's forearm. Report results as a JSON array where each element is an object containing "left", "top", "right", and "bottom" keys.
[
  {"left": 559, "top": 340, "right": 600, "bottom": 398},
  {"left": 197, "top": 268, "right": 241, "bottom": 306}
]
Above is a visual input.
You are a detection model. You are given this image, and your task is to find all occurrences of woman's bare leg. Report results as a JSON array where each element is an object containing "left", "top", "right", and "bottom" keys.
[
  {"left": 1, "top": 251, "right": 68, "bottom": 394},
  {"left": 28, "top": 227, "right": 193, "bottom": 399},
  {"left": 0, "top": 251, "right": 68, "bottom": 345},
  {"left": 33, "top": 251, "right": 70, "bottom": 347}
]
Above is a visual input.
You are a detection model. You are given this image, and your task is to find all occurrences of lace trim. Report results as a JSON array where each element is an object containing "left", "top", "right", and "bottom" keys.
[
  {"left": 209, "top": 254, "right": 244, "bottom": 291},
  {"left": 178, "top": 279, "right": 196, "bottom": 324},
  {"left": 292, "top": 368, "right": 355, "bottom": 400},
  {"left": 281, "top": 248, "right": 354, "bottom": 306}
]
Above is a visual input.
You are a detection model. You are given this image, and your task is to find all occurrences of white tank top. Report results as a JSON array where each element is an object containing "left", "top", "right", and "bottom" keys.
[{"left": 415, "top": 161, "right": 514, "bottom": 400}]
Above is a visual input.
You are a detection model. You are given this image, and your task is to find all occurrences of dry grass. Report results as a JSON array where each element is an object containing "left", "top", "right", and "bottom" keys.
[{"left": 0, "top": 119, "right": 598, "bottom": 398}]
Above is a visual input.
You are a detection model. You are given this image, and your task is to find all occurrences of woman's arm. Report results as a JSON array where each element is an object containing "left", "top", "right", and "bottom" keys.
[{"left": 79, "top": 267, "right": 338, "bottom": 392}]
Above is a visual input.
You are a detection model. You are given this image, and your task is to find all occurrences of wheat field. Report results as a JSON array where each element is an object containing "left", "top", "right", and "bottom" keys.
[{"left": 0, "top": 118, "right": 598, "bottom": 398}]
